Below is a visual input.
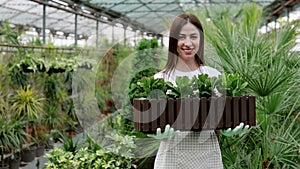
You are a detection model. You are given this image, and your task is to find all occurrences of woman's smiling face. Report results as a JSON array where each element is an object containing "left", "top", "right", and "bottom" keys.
[{"left": 177, "top": 22, "right": 200, "bottom": 62}]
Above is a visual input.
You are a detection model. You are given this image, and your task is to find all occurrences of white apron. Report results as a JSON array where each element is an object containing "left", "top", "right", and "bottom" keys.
[{"left": 153, "top": 66, "right": 224, "bottom": 169}]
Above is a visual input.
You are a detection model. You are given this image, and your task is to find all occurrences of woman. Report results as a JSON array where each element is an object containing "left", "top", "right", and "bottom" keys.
[{"left": 150, "top": 14, "right": 248, "bottom": 169}]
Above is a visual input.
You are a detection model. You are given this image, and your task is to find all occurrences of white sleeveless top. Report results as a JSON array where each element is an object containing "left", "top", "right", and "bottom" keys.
[{"left": 154, "top": 66, "right": 221, "bottom": 85}]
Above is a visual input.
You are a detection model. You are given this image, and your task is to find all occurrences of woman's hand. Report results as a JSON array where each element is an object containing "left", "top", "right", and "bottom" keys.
[
  {"left": 221, "top": 122, "right": 249, "bottom": 137},
  {"left": 147, "top": 124, "right": 180, "bottom": 140}
]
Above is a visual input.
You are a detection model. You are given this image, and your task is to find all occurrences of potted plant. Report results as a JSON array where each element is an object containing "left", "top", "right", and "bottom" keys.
[
  {"left": 10, "top": 85, "right": 45, "bottom": 162},
  {"left": 43, "top": 103, "right": 66, "bottom": 132},
  {"left": 132, "top": 73, "right": 255, "bottom": 132},
  {"left": 6, "top": 117, "right": 28, "bottom": 169},
  {"left": 0, "top": 116, "right": 28, "bottom": 169},
  {"left": 0, "top": 90, "right": 28, "bottom": 169},
  {"left": 34, "top": 129, "right": 49, "bottom": 157},
  {"left": 0, "top": 116, "right": 14, "bottom": 169},
  {"left": 10, "top": 85, "right": 44, "bottom": 133}
]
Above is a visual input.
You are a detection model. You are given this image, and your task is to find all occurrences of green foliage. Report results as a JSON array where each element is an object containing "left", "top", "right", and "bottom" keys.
[
  {"left": 63, "top": 137, "right": 79, "bottom": 154},
  {"left": 132, "top": 38, "right": 160, "bottom": 72},
  {"left": 217, "top": 73, "right": 248, "bottom": 96},
  {"left": 0, "top": 20, "right": 21, "bottom": 45},
  {"left": 0, "top": 98, "right": 28, "bottom": 165},
  {"left": 10, "top": 85, "right": 45, "bottom": 122},
  {"left": 10, "top": 53, "right": 91, "bottom": 73},
  {"left": 129, "top": 73, "right": 250, "bottom": 99},
  {"left": 44, "top": 148, "right": 74, "bottom": 169},
  {"left": 191, "top": 3, "right": 300, "bottom": 168},
  {"left": 44, "top": 133, "right": 137, "bottom": 169},
  {"left": 192, "top": 74, "right": 216, "bottom": 97},
  {"left": 129, "top": 77, "right": 173, "bottom": 100},
  {"left": 135, "top": 38, "right": 158, "bottom": 51},
  {"left": 172, "top": 76, "right": 194, "bottom": 98}
]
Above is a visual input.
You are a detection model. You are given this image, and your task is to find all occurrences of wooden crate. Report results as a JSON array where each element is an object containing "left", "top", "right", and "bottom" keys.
[{"left": 133, "top": 96, "right": 256, "bottom": 133}]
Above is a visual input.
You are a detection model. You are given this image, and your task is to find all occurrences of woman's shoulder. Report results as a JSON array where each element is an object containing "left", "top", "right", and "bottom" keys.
[{"left": 201, "top": 66, "right": 221, "bottom": 77}]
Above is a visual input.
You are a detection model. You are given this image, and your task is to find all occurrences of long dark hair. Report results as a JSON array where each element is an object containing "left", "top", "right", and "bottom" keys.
[{"left": 163, "top": 14, "right": 204, "bottom": 75}]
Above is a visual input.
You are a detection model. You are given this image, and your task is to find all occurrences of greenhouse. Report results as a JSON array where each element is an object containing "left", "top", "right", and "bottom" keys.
[{"left": 0, "top": 0, "right": 299, "bottom": 169}]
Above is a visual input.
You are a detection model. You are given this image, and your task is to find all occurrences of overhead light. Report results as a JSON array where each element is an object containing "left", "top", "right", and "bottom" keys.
[
  {"left": 56, "top": 31, "right": 64, "bottom": 36},
  {"left": 82, "top": 9, "right": 91, "bottom": 14},
  {"left": 100, "top": 16, "right": 108, "bottom": 21},
  {"left": 52, "top": 0, "right": 69, "bottom": 7}
]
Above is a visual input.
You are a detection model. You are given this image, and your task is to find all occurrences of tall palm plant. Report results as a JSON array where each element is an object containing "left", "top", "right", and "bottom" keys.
[{"left": 191, "top": 3, "right": 300, "bottom": 168}]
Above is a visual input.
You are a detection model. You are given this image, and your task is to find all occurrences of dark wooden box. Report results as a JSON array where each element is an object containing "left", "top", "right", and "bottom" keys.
[{"left": 133, "top": 96, "right": 256, "bottom": 133}]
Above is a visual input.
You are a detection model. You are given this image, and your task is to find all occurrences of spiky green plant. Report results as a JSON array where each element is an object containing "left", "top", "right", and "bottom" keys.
[{"left": 191, "top": 3, "right": 300, "bottom": 169}]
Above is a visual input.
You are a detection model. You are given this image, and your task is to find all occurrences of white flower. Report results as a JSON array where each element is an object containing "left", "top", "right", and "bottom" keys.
[
  {"left": 193, "top": 90, "right": 199, "bottom": 94},
  {"left": 166, "top": 89, "right": 172, "bottom": 95},
  {"left": 137, "top": 82, "right": 141, "bottom": 86}
]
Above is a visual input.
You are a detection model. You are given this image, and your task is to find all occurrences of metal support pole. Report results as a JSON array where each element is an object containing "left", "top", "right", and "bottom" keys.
[
  {"left": 134, "top": 30, "right": 137, "bottom": 46},
  {"left": 112, "top": 24, "right": 115, "bottom": 44},
  {"left": 43, "top": 4, "right": 46, "bottom": 44},
  {"left": 96, "top": 21, "right": 99, "bottom": 48},
  {"left": 287, "top": 7, "right": 290, "bottom": 23},
  {"left": 274, "top": 17, "right": 277, "bottom": 37},
  {"left": 124, "top": 26, "right": 127, "bottom": 46},
  {"left": 75, "top": 14, "right": 78, "bottom": 46}
]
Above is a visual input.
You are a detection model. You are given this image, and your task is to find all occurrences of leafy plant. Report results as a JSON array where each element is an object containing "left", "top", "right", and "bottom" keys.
[
  {"left": 10, "top": 85, "right": 45, "bottom": 122},
  {"left": 62, "top": 137, "right": 79, "bottom": 155},
  {"left": 0, "top": 116, "right": 28, "bottom": 167},
  {"left": 0, "top": 20, "right": 21, "bottom": 45},
  {"left": 129, "top": 76, "right": 173, "bottom": 100},
  {"left": 172, "top": 76, "right": 194, "bottom": 98},
  {"left": 217, "top": 73, "right": 248, "bottom": 96},
  {"left": 44, "top": 148, "right": 74, "bottom": 169},
  {"left": 43, "top": 103, "right": 67, "bottom": 130},
  {"left": 191, "top": 3, "right": 300, "bottom": 168},
  {"left": 192, "top": 74, "right": 216, "bottom": 97},
  {"left": 44, "top": 133, "right": 137, "bottom": 169}
]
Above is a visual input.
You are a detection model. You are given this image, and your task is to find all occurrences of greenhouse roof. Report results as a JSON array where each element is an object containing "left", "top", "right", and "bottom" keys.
[{"left": 0, "top": 0, "right": 298, "bottom": 38}]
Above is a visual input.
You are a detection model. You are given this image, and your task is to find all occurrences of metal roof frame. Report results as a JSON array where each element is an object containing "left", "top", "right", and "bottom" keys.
[{"left": 1, "top": 0, "right": 298, "bottom": 45}]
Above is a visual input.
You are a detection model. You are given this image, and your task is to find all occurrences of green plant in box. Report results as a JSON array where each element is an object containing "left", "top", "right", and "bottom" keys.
[
  {"left": 173, "top": 76, "right": 194, "bottom": 98},
  {"left": 216, "top": 73, "right": 248, "bottom": 96},
  {"left": 192, "top": 74, "right": 216, "bottom": 97},
  {"left": 129, "top": 76, "right": 174, "bottom": 100}
]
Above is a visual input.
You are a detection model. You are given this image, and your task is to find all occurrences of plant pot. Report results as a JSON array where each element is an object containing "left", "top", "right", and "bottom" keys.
[
  {"left": 48, "top": 67, "right": 65, "bottom": 74},
  {"left": 21, "top": 64, "right": 34, "bottom": 73},
  {"left": 8, "top": 157, "right": 20, "bottom": 169},
  {"left": 67, "top": 129, "right": 76, "bottom": 138},
  {"left": 21, "top": 146, "right": 36, "bottom": 162},
  {"left": 23, "top": 126, "right": 34, "bottom": 142},
  {"left": 134, "top": 156, "right": 156, "bottom": 169},
  {"left": 35, "top": 145, "right": 45, "bottom": 157},
  {"left": 0, "top": 164, "right": 9, "bottom": 169},
  {"left": 37, "top": 64, "right": 46, "bottom": 72},
  {"left": 133, "top": 96, "right": 256, "bottom": 133},
  {"left": 78, "top": 64, "right": 92, "bottom": 69}
]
